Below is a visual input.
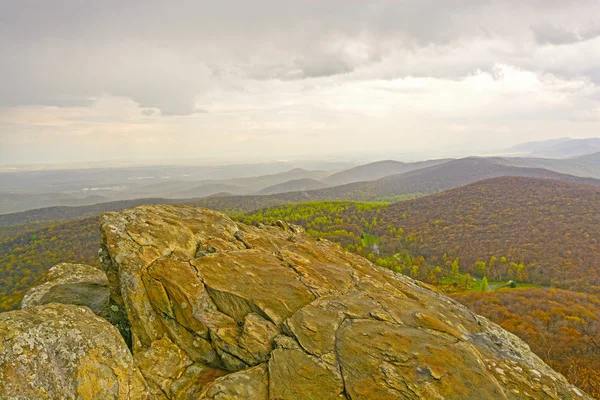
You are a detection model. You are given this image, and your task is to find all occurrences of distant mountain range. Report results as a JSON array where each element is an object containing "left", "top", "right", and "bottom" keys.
[
  {"left": 2, "top": 137, "right": 600, "bottom": 215},
  {"left": 323, "top": 159, "right": 451, "bottom": 186},
  {"left": 491, "top": 152, "right": 600, "bottom": 178},
  {"left": 258, "top": 178, "right": 329, "bottom": 195},
  {"left": 3, "top": 156, "right": 600, "bottom": 226},
  {"left": 507, "top": 137, "right": 600, "bottom": 158}
]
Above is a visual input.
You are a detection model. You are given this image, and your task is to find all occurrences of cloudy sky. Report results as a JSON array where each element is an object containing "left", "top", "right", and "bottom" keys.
[{"left": 0, "top": 0, "right": 599, "bottom": 165}]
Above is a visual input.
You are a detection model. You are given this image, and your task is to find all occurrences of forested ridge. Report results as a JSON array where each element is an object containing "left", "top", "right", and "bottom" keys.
[
  {"left": 3, "top": 157, "right": 600, "bottom": 228},
  {"left": 236, "top": 177, "right": 600, "bottom": 294},
  {"left": 359, "top": 176, "right": 600, "bottom": 293}
]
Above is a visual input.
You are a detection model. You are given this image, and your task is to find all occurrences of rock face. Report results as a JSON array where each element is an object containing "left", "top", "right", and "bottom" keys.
[
  {"left": 21, "top": 262, "right": 110, "bottom": 318},
  {"left": 96, "top": 204, "right": 589, "bottom": 399},
  {"left": 0, "top": 303, "right": 148, "bottom": 399}
]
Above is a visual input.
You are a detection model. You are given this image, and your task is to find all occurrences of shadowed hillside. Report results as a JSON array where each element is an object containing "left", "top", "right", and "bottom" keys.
[
  {"left": 258, "top": 178, "right": 329, "bottom": 194},
  {"left": 508, "top": 137, "right": 600, "bottom": 158},
  {"left": 323, "top": 159, "right": 451, "bottom": 186},
  {"left": 492, "top": 152, "right": 600, "bottom": 178},
  {"left": 359, "top": 176, "right": 600, "bottom": 292}
]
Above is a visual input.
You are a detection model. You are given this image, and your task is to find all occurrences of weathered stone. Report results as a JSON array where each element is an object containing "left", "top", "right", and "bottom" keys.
[
  {"left": 196, "top": 364, "right": 269, "bottom": 400},
  {"left": 336, "top": 319, "right": 506, "bottom": 399},
  {"left": 286, "top": 302, "right": 345, "bottom": 357},
  {"left": 134, "top": 336, "right": 193, "bottom": 398},
  {"left": 21, "top": 262, "right": 110, "bottom": 318},
  {"left": 238, "top": 313, "right": 279, "bottom": 363},
  {"left": 96, "top": 205, "right": 590, "bottom": 399},
  {"left": 269, "top": 348, "right": 345, "bottom": 399},
  {"left": 0, "top": 303, "right": 148, "bottom": 399},
  {"left": 169, "top": 363, "right": 229, "bottom": 399},
  {"left": 192, "top": 250, "right": 316, "bottom": 326}
]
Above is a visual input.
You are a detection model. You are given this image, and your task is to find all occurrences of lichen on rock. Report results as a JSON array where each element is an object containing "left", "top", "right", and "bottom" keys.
[
  {"left": 21, "top": 262, "right": 110, "bottom": 318},
  {"left": 0, "top": 303, "right": 148, "bottom": 399},
  {"left": 92, "top": 204, "right": 590, "bottom": 399}
]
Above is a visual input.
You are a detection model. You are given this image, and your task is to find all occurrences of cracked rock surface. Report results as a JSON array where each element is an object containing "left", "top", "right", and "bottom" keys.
[
  {"left": 21, "top": 263, "right": 110, "bottom": 318},
  {"left": 0, "top": 303, "right": 148, "bottom": 399},
  {"left": 95, "top": 204, "right": 589, "bottom": 399}
]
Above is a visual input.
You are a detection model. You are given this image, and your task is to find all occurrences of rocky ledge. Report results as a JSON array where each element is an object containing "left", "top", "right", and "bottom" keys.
[
  {"left": 21, "top": 262, "right": 110, "bottom": 318},
  {"left": 0, "top": 205, "right": 591, "bottom": 399},
  {"left": 0, "top": 303, "right": 148, "bottom": 399}
]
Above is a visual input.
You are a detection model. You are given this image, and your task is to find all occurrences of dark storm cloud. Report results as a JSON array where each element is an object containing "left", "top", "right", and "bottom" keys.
[{"left": 0, "top": 0, "right": 599, "bottom": 114}]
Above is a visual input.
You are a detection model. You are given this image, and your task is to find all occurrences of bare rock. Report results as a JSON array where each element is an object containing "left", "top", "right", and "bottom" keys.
[
  {"left": 96, "top": 204, "right": 590, "bottom": 399},
  {"left": 0, "top": 303, "right": 148, "bottom": 399},
  {"left": 195, "top": 364, "right": 269, "bottom": 400},
  {"left": 21, "top": 263, "right": 110, "bottom": 318},
  {"left": 269, "top": 348, "right": 345, "bottom": 399}
]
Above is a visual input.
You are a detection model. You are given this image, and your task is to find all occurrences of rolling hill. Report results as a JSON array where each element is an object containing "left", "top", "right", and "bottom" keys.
[
  {"left": 574, "top": 151, "right": 600, "bottom": 166},
  {"left": 265, "top": 157, "right": 600, "bottom": 203},
  {"left": 8, "top": 154, "right": 600, "bottom": 215},
  {"left": 359, "top": 176, "right": 600, "bottom": 292},
  {"left": 172, "top": 183, "right": 244, "bottom": 198},
  {"left": 364, "top": 157, "right": 600, "bottom": 198},
  {"left": 258, "top": 178, "right": 329, "bottom": 194},
  {"left": 0, "top": 192, "right": 110, "bottom": 215},
  {"left": 4, "top": 157, "right": 600, "bottom": 226},
  {"left": 508, "top": 137, "right": 600, "bottom": 158},
  {"left": 0, "top": 167, "right": 335, "bottom": 214},
  {"left": 323, "top": 159, "right": 451, "bottom": 186},
  {"left": 492, "top": 152, "right": 600, "bottom": 178}
]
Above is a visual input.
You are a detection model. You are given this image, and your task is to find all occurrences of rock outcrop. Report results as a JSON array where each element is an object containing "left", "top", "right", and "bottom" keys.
[
  {"left": 93, "top": 204, "right": 588, "bottom": 399},
  {"left": 0, "top": 303, "right": 148, "bottom": 399},
  {"left": 21, "top": 263, "right": 110, "bottom": 318}
]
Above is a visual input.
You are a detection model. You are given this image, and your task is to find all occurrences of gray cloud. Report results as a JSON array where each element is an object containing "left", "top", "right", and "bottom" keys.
[
  {"left": 0, "top": 1, "right": 599, "bottom": 166},
  {"left": 532, "top": 23, "right": 600, "bottom": 45},
  {"left": 1, "top": 0, "right": 598, "bottom": 115}
]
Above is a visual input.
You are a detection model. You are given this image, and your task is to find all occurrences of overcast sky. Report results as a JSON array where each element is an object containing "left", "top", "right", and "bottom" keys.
[{"left": 0, "top": 0, "right": 599, "bottom": 165}]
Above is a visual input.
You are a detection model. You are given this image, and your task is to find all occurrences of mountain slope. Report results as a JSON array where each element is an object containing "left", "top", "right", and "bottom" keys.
[
  {"left": 454, "top": 287, "right": 600, "bottom": 397},
  {"left": 508, "top": 137, "right": 600, "bottom": 158},
  {"left": 324, "top": 159, "right": 451, "bottom": 186},
  {"left": 492, "top": 153, "right": 600, "bottom": 178},
  {"left": 172, "top": 183, "right": 244, "bottom": 198},
  {"left": 574, "top": 151, "right": 600, "bottom": 165},
  {"left": 258, "top": 178, "right": 329, "bottom": 195},
  {"left": 370, "top": 157, "right": 600, "bottom": 196},
  {"left": 0, "top": 166, "right": 336, "bottom": 213},
  {"left": 3, "top": 157, "right": 600, "bottom": 226},
  {"left": 361, "top": 176, "right": 600, "bottom": 291},
  {"left": 304, "top": 157, "right": 600, "bottom": 201},
  {"left": 0, "top": 192, "right": 110, "bottom": 215}
]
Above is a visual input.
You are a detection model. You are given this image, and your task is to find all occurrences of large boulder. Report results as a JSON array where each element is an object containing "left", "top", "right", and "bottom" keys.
[
  {"left": 98, "top": 204, "right": 590, "bottom": 399},
  {"left": 21, "top": 263, "right": 110, "bottom": 318},
  {"left": 0, "top": 303, "right": 148, "bottom": 399}
]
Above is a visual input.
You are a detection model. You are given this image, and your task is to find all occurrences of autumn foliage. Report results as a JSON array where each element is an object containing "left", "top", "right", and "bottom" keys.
[{"left": 454, "top": 288, "right": 600, "bottom": 397}]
